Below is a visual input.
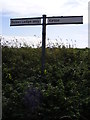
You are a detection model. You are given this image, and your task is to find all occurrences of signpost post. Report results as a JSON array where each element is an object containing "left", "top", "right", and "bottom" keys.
[
  {"left": 10, "top": 15, "right": 83, "bottom": 76},
  {"left": 42, "top": 15, "right": 46, "bottom": 75}
]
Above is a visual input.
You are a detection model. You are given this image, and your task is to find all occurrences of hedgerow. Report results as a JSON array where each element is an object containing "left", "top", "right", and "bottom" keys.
[{"left": 2, "top": 46, "right": 90, "bottom": 120}]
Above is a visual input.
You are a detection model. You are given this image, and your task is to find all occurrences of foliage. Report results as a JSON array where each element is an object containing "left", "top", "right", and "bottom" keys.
[{"left": 2, "top": 46, "right": 90, "bottom": 120}]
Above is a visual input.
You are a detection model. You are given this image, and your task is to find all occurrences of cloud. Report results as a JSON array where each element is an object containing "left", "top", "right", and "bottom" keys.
[
  {"left": 64, "top": 0, "right": 80, "bottom": 8},
  {"left": 1, "top": 0, "right": 66, "bottom": 16},
  {"left": 1, "top": 0, "right": 89, "bottom": 21}
]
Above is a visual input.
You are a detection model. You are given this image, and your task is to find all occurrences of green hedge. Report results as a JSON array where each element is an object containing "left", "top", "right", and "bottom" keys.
[{"left": 2, "top": 46, "right": 90, "bottom": 120}]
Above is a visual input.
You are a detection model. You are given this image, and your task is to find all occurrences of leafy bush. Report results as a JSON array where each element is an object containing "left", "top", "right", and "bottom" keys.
[{"left": 2, "top": 46, "right": 90, "bottom": 120}]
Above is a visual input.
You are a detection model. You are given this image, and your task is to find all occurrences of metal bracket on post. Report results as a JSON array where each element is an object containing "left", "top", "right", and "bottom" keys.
[{"left": 42, "top": 15, "right": 46, "bottom": 76}]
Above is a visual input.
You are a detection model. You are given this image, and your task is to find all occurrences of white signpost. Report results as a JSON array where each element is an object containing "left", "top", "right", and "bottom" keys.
[
  {"left": 47, "top": 16, "right": 83, "bottom": 25},
  {"left": 10, "top": 15, "right": 83, "bottom": 76},
  {"left": 10, "top": 18, "right": 41, "bottom": 26}
]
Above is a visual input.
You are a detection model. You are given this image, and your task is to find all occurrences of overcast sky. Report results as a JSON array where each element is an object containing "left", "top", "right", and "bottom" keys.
[{"left": 0, "top": 0, "right": 89, "bottom": 48}]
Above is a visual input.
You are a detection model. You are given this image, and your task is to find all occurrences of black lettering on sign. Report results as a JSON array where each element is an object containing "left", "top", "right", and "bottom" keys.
[
  {"left": 48, "top": 19, "right": 60, "bottom": 23},
  {"left": 33, "top": 20, "right": 39, "bottom": 23}
]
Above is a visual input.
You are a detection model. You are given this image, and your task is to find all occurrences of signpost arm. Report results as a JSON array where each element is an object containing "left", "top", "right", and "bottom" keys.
[{"left": 42, "top": 15, "right": 46, "bottom": 76}]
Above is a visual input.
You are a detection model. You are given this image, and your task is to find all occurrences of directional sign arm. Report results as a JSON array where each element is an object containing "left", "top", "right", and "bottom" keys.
[
  {"left": 47, "top": 16, "right": 83, "bottom": 25},
  {"left": 10, "top": 17, "right": 42, "bottom": 26}
]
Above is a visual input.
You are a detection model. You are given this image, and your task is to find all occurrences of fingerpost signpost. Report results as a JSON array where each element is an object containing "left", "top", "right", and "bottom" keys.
[{"left": 10, "top": 15, "right": 83, "bottom": 76}]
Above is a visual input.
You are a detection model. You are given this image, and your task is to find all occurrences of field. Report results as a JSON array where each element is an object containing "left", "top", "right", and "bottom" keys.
[{"left": 2, "top": 46, "right": 90, "bottom": 120}]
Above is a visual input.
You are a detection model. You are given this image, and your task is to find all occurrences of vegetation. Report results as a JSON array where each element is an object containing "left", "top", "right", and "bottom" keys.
[{"left": 2, "top": 46, "right": 90, "bottom": 120}]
